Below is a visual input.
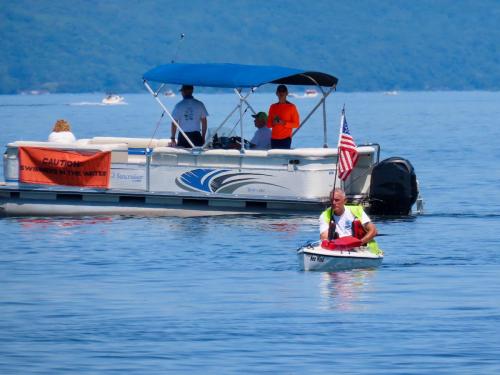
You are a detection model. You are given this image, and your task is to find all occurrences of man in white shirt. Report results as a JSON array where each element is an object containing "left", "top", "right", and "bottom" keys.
[
  {"left": 170, "top": 85, "right": 208, "bottom": 148},
  {"left": 250, "top": 112, "right": 271, "bottom": 150},
  {"left": 319, "top": 188, "right": 378, "bottom": 246}
]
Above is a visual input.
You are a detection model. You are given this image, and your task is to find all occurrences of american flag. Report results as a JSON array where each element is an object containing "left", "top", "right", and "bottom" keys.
[{"left": 337, "top": 108, "right": 359, "bottom": 180}]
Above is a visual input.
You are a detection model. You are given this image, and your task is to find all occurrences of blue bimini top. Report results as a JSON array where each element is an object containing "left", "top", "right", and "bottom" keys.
[{"left": 142, "top": 63, "right": 338, "bottom": 88}]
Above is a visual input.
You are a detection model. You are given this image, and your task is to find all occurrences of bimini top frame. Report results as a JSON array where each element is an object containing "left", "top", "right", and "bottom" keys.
[{"left": 142, "top": 63, "right": 338, "bottom": 149}]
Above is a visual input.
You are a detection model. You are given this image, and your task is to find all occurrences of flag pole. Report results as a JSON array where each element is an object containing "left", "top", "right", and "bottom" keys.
[{"left": 328, "top": 105, "right": 346, "bottom": 240}]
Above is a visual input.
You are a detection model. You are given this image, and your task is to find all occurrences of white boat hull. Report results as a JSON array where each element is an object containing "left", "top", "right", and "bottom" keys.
[
  {"left": 297, "top": 242, "right": 383, "bottom": 271},
  {"left": 1, "top": 141, "right": 375, "bottom": 214},
  {"left": 1, "top": 138, "right": 420, "bottom": 216}
]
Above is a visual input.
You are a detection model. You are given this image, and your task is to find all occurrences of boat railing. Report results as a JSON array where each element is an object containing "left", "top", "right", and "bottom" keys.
[
  {"left": 143, "top": 66, "right": 337, "bottom": 152},
  {"left": 143, "top": 81, "right": 197, "bottom": 148}
]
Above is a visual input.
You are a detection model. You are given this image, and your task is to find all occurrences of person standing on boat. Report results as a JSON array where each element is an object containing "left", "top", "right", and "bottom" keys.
[
  {"left": 250, "top": 111, "right": 271, "bottom": 150},
  {"left": 170, "top": 85, "right": 208, "bottom": 148},
  {"left": 319, "top": 188, "right": 382, "bottom": 254},
  {"left": 48, "top": 119, "right": 76, "bottom": 143},
  {"left": 267, "top": 84, "right": 299, "bottom": 149}
]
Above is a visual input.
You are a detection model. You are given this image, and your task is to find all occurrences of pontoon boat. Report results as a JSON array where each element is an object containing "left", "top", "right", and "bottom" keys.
[{"left": 1, "top": 63, "right": 422, "bottom": 217}]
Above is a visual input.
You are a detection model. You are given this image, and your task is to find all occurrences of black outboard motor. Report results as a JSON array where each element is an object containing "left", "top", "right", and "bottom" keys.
[{"left": 369, "top": 157, "right": 419, "bottom": 215}]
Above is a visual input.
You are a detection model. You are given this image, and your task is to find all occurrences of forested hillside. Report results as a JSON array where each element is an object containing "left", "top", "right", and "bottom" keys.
[{"left": 0, "top": 0, "right": 499, "bottom": 93}]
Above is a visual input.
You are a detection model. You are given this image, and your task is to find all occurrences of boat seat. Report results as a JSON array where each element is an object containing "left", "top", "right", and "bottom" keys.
[
  {"left": 243, "top": 150, "right": 268, "bottom": 157},
  {"left": 266, "top": 146, "right": 375, "bottom": 158},
  {"left": 89, "top": 137, "right": 173, "bottom": 148},
  {"left": 268, "top": 148, "right": 338, "bottom": 157},
  {"left": 203, "top": 149, "right": 241, "bottom": 156},
  {"left": 152, "top": 146, "right": 192, "bottom": 155},
  {"left": 75, "top": 138, "right": 91, "bottom": 145},
  {"left": 152, "top": 148, "right": 268, "bottom": 157}
]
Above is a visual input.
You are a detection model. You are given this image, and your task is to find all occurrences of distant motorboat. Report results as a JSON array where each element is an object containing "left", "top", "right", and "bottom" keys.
[
  {"left": 289, "top": 89, "right": 319, "bottom": 98},
  {"left": 304, "top": 89, "right": 318, "bottom": 98},
  {"left": 102, "top": 94, "right": 125, "bottom": 105},
  {"left": 384, "top": 90, "right": 399, "bottom": 96},
  {"left": 20, "top": 90, "right": 49, "bottom": 95},
  {"left": 164, "top": 89, "right": 176, "bottom": 97}
]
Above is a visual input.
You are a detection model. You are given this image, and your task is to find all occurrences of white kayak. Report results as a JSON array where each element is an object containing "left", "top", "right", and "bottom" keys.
[{"left": 297, "top": 240, "right": 383, "bottom": 272}]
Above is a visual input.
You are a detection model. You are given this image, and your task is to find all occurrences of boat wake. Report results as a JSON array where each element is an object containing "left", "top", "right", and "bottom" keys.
[
  {"left": 68, "top": 101, "right": 128, "bottom": 106},
  {"left": 424, "top": 212, "right": 500, "bottom": 219},
  {"left": 0, "top": 103, "right": 58, "bottom": 107}
]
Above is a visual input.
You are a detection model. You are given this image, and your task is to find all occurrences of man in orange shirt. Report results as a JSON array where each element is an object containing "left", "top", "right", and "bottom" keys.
[{"left": 267, "top": 84, "right": 300, "bottom": 149}]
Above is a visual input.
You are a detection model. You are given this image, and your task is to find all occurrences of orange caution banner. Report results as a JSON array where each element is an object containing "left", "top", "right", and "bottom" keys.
[{"left": 19, "top": 147, "right": 111, "bottom": 188}]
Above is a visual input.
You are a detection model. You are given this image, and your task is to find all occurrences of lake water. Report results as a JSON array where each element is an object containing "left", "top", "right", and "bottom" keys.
[{"left": 1, "top": 91, "right": 500, "bottom": 374}]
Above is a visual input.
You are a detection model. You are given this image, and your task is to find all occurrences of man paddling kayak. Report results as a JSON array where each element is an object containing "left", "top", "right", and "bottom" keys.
[{"left": 319, "top": 188, "right": 382, "bottom": 254}]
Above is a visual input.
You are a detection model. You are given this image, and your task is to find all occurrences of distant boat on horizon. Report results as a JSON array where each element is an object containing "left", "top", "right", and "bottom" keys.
[
  {"left": 289, "top": 89, "right": 319, "bottom": 98},
  {"left": 164, "top": 89, "right": 176, "bottom": 97},
  {"left": 384, "top": 90, "right": 399, "bottom": 96},
  {"left": 102, "top": 94, "right": 125, "bottom": 105},
  {"left": 19, "top": 89, "right": 50, "bottom": 95},
  {"left": 304, "top": 89, "right": 318, "bottom": 98}
]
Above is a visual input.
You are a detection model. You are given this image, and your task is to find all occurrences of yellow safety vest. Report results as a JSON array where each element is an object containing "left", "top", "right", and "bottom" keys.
[{"left": 322, "top": 205, "right": 383, "bottom": 255}]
